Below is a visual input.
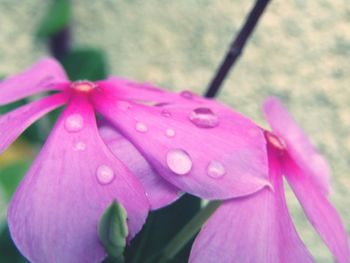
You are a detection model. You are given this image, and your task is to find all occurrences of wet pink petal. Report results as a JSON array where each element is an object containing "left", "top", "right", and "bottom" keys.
[
  {"left": 8, "top": 95, "right": 149, "bottom": 263},
  {"left": 92, "top": 91, "right": 269, "bottom": 200},
  {"left": 263, "top": 97, "right": 330, "bottom": 194},
  {"left": 0, "top": 58, "right": 69, "bottom": 105},
  {"left": 0, "top": 93, "right": 68, "bottom": 154},
  {"left": 99, "top": 122, "right": 180, "bottom": 210},
  {"left": 97, "top": 77, "right": 179, "bottom": 104},
  {"left": 190, "top": 148, "right": 313, "bottom": 263},
  {"left": 283, "top": 157, "right": 350, "bottom": 263}
]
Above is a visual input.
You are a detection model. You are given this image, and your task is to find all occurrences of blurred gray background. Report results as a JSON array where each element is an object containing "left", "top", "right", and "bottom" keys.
[{"left": 0, "top": 1, "right": 349, "bottom": 262}]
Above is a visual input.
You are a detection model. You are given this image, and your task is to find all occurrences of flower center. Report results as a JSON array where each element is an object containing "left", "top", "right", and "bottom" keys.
[
  {"left": 70, "top": 81, "right": 96, "bottom": 92},
  {"left": 264, "top": 131, "right": 286, "bottom": 151}
]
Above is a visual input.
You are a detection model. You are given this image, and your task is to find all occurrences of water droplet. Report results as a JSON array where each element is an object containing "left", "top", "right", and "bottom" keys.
[
  {"left": 166, "top": 149, "right": 192, "bottom": 175},
  {"left": 135, "top": 122, "right": 148, "bottom": 133},
  {"left": 96, "top": 165, "right": 115, "bottom": 185},
  {"left": 165, "top": 128, "right": 176, "bottom": 137},
  {"left": 118, "top": 101, "right": 131, "bottom": 111},
  {"left": 180, "top": 91, "right": 193, "bottom": 99},
  {"left": 189, "top": 108, "right": 219, "bottom": 128},
  {"left": 65, "top": 114, "right": 84, "bottom": 132},
  {"left": 161, "top": 109, "right": 172, "bottom": 117},
  {"left": 207, "top": 161, "right": 226, "bottom": 178},
  {"left": 73, "top": 142, "right": 86, "bottom": 151}
]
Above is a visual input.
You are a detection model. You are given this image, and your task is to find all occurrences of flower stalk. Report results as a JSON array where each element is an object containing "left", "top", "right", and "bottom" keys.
[
  {"left": 205, "top": 0, "right": 271, "bottom": 98},
  {"left": 159, "top": 201, "right": 221, "bottom": 262}
]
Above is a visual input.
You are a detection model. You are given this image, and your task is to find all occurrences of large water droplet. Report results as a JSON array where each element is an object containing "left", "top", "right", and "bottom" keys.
[
  {"left": 166, "top": 149, "right": 192, "bottom": 175},
  {"left": 161, "top": 109, "right": 172, "bottom": 118},
  {"left": 207, "top": 161, "right": 226, "bottom": 178},
  {"left": 189, "top": 108, "right": 219, "bottom": 128},
  {"left": 74, "top": 142, "right": 86, "bottom": 151},
  {"left": 165, "top": 128, "right": 176, "bottom": 137},
  {"left": 65, "top": 114, "right": 84, "bottom": 132},
  {"left": 180, "top": 91, "right": 194, "bottom": 99},
  {"left": 96, "top": 165, "right": 115, "bottom": 185},
  {"left": 135, "top": 122, "right": 148, "bottom": 133}
]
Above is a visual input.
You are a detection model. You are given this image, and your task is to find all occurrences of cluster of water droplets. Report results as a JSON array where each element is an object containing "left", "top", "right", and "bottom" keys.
[
  {"left": 64, "top": 112, "right": 117, "bottom": 185},
  {"left": 165, "top": 149, "right": 226, "bottom": 179},
  {"left": 132, "top": 91, "right": 223, "bottom": 178},
  {"left": 64, "top": 114, "right": 87, "bottom": 161}
]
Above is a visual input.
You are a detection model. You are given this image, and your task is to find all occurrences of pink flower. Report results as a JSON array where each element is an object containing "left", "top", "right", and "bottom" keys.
[
  {"left": 0, "top": 58, "right": 270, "bottom": 262},
  {"left": 190, "top": 97, "right": 350, "bottom": 263}
]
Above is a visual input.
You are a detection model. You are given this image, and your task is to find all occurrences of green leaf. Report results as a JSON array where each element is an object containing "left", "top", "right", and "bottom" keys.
[
  {"left": 98, "top": 201, "right": 128, "bottom": 262},
  {"left": 126, "top": 194, "right": 201, "bottom": 263},
  {"left": 36, "top": 0, "right": 71, "bottom": 39},
  {"left": 60, "top": 49, "right": 108, "bottom": 81}
]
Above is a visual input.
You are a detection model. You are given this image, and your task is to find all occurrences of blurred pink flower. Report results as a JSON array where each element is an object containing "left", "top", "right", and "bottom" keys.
[
  {"left": 0, "top": 58, "right": 270, "bottom": 262},
  {"left": 190, "top": 97, "right": 350, "bottom": 263}
]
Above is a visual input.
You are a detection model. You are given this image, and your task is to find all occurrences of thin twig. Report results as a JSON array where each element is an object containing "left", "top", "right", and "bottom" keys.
[{"left": 205, "top": 0, "right": 271, "bottom": 98}]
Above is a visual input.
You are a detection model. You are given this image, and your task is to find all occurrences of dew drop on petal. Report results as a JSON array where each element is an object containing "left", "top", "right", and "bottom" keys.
[
  {"left": 118, "top": 101, "right": 132, "bottom": 111},
  {"left": 73, "top": 142, "right": 86, "bottom": 151},
  {"left": 166, "top": 149, "right": 192, "bottom": 175},
  {"left": 207, "top": 161, "right": 226, "bottom": 178},
  {"left": 180, "top": 91, "right": 193, "bottom": 99},
  {"left": 189, "top": 107, "right": 219, "bottom": 128},
  {"left": 161, "top": 109, "right": 172, "bottom": 118},
  {"left": 96, "top": 165, "right": 115, "bottom": 185},
  {"left": 165, "top": 128, "right": 176, "bottom": 137},
  {"left": 135, "top": 122, "right": 148, "bottom": 133},
  {"left": 65, "top": 114, "right": 84, "bottom": 132}
]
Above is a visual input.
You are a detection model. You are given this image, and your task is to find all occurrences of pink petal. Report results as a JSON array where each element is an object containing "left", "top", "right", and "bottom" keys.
[
  {"left": 0, "top": 93, "right": 68, "bottom": 154},
  {"left": 99, "top": 122, "right": 180, "bottom": 210},
  {"left": 283, "top": 157, "right": 350, "bottom": 263},
  {"left": 97, "top": 77, "right": 177, "bottom": 103},
  {"left": 190, "top": 147, "right": 314, "bottom": 263},
  {"left": 263, "top": 96, "right": 330, "bottom": 194},
  {"left": 92, "top": 91, "right": 270, "bottom": 200},
  {"left": 0, "top": 58, "right": 69, "bottom": 105},
  {"left": 97, "top": 77, "right": 207, "bottom": 105},
  {"left": 8, "top": 94, "right": 149, "bottom": 263}
]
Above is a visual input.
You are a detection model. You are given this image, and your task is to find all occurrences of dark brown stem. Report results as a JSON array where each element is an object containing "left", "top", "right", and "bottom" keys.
[
  {"left": 205, "top": 0, "right": 271, "bottom": 98},
  {"left": 49, "top": 26, "right": 71, "bottom": 59}
]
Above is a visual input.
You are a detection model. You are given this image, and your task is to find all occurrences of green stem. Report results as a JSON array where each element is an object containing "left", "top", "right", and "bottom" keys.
[
  {"left": 159, "top": 201, "right": 221, "bottom": 262},
  {"left": 131, "top": 216, "right": 154, "bottom": 263}
]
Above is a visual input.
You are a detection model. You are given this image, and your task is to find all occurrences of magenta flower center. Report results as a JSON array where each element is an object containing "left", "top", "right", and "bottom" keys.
[
  {"left": 264, "top": 130, "right": 286, "bottom": 151},
  {"left": 70, "top": 81, "right": 96, "bottom": 92}
]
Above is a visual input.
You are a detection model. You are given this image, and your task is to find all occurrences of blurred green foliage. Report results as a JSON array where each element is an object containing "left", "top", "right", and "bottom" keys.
[
  {"left": 0, "top": 161, "right": 31, "bottom": 262},
  {"left": 61, "top": 49, "right": 108, "bottom": 81},
  {"left": 0, "top": 161, "right": 30, "bottom": 201},
  {"left": 0, "top": 226, "right": 28, "bottom": 263},
  {"left": 36, "top": 0, "right": 70, "bottom": 39}
]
